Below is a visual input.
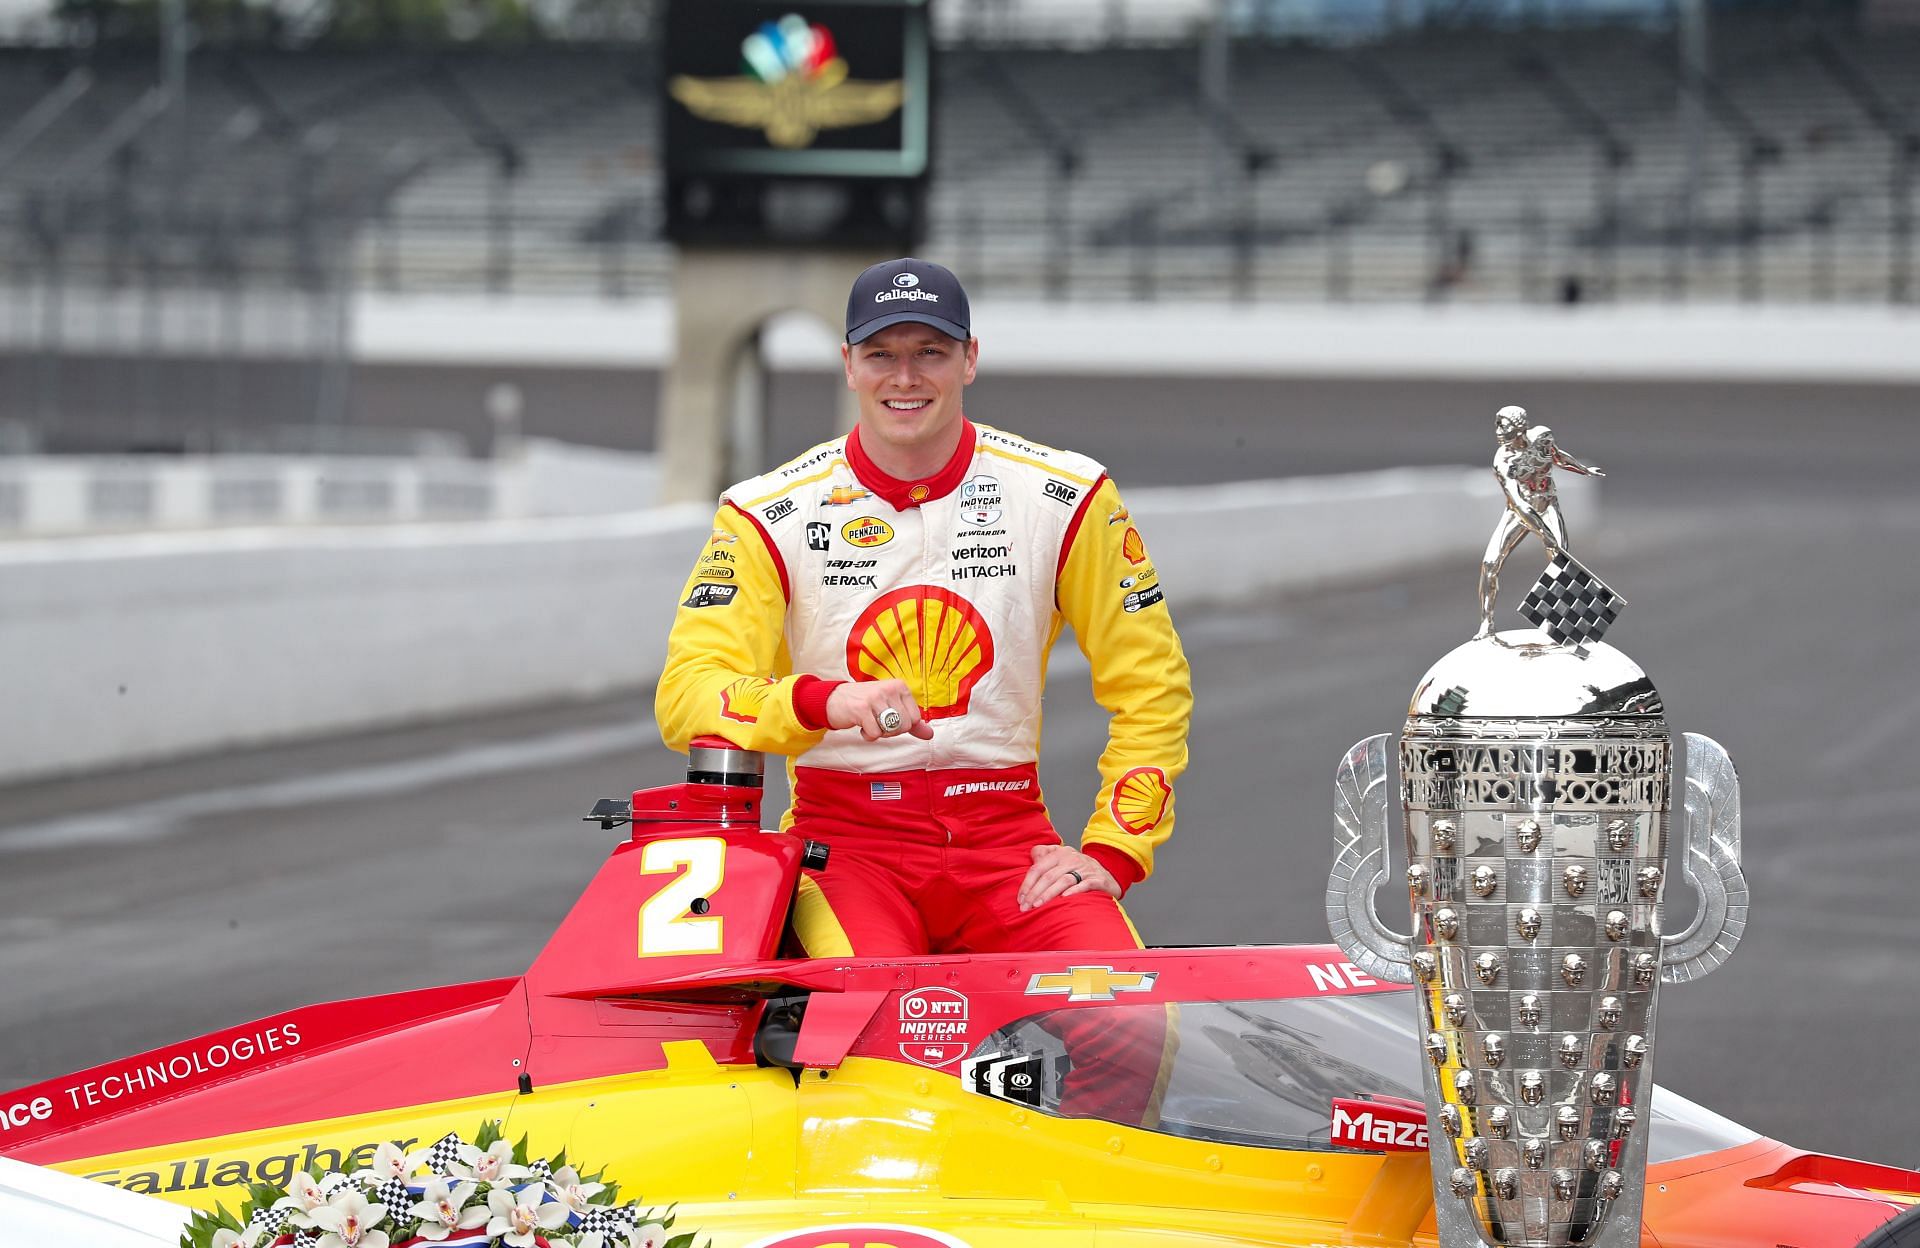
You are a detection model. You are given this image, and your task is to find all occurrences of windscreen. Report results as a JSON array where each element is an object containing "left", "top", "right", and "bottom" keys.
[{"left": 967, "top": 993, "right": 1757, "bottom": 1164}]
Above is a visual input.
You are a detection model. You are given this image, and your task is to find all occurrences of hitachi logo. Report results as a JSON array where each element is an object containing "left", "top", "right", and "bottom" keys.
[
  {"left": 943, "top": 779, "right": 1033, "bottom": 797},
  {"left": 1330, "top": 1104, "right": 1429, "bottom": 1151}
]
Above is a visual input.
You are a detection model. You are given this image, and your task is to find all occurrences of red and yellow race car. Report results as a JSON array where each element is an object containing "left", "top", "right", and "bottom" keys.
[{"left": 3, "top": 742, "right": 1915, "bottom": 1247}]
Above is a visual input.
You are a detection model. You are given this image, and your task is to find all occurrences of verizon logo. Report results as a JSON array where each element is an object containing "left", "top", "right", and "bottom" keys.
[{"left": 943, "top": 779, "right": 1033, "bottom": 797}]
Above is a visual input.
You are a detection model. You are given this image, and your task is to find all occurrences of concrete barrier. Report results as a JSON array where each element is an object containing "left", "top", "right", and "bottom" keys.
[{"left": 0, "top": 465, "right": 1557, "bottom": 785}]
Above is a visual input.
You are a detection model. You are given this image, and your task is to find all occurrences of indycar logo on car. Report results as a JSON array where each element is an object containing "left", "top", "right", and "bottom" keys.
[
  {"left": 896, "top": 987, "right": 970, "bottom": 1067},
  {"left": 1025, "top": 965, "right": 1158, "bottom": 1002}
]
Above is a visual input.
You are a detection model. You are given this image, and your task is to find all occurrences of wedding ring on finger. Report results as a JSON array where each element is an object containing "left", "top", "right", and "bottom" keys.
[
  {"left": 1067, "top": 869, "right": 1083, "bottom": 886},
  {"left": 877, "top": 707, "right": 904, "bottom": 734}
]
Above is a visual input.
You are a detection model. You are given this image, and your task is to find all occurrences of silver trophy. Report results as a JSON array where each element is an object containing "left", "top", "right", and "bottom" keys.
[{"left": 1328, "top": 409, "right": 1748, "bottom": 1248}]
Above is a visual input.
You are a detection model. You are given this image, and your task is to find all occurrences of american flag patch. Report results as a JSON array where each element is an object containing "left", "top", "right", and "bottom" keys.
[{"left": 870, "top": 780, "right": 903, "bottom": 801}]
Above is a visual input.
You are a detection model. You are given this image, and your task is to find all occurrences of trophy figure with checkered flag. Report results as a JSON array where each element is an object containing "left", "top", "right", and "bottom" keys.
[
  {"left": 1477, "top": 407, "right": 1617, "bottom": 646},
  {"left": 1326, "top": 410, "right": 1749, "bottom": 1248}
]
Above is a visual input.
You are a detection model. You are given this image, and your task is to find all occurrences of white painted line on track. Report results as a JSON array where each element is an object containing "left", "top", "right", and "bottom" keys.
[{"left": 0, "top": 720, "right": 657, "bottom": 853}]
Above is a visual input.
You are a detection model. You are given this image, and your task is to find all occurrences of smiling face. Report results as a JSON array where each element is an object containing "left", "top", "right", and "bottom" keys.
[{"left": 842, "top": 322, "right": 978, "bottom": 476}]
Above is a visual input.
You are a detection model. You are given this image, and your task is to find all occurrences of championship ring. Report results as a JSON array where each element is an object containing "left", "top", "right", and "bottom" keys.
[{"left": 1326, "top": 409, "right": 1748, "bottom": 1247}]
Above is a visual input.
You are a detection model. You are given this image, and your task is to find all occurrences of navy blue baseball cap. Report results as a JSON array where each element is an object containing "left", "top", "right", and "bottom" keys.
[{"left": 845, "top": 257, "right": 971, "bottom": 344}]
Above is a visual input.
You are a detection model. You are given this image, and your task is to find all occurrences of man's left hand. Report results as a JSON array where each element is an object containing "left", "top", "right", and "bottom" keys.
[{"left": 1018, "top": 844, "right": 1119, "bottom": 912}]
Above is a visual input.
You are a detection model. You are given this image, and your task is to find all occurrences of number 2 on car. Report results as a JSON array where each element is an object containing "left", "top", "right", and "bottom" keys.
[{"left": 637, "top": 837, "right": 726, "bottom": 957}]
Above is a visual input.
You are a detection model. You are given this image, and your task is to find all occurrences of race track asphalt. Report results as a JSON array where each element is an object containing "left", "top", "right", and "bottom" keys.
[{"left": 1, "top": 374, "right": 1916, "bottom": 1173}]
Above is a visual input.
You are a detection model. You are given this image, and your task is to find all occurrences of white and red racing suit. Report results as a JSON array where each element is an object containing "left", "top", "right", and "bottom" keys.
[{"left": 656, "top": 417, "right": 1192, "bottom": 960}]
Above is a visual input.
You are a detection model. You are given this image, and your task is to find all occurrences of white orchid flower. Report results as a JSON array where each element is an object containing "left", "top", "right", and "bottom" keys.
[
  {"left": 210, "top": 1230, "right": 248, "bottom": 1248},
  {"left": 353, "top": 1142, "right": 415, "bottom": 1185},
  {"left": 453, "top": 1139, "right": 530, "bottom": 1184},
  {"left": 485, "top": 1185, "right": 570, "bottom": 1248},
  {"left": 630, "top": 1223, "right": 669, "bottom": 1248},
  {"left": 573, "top": 1235, "right": 608, "bottom": 1248},
  {"left": 408, "top": 1177, "right": 489, "bottom": 1242},
  {"left": 546, "top": 1165, "right": 606, "bottom": 1216},
  {"left": 270, "top": 1170, "right": 331, "bottom": 1226},
  {"left": 308, "top": 1189, "right": 389, "bottom": 1248}
]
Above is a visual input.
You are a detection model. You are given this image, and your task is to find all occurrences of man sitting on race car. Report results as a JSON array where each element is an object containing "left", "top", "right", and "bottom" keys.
[{"left": 657, "top": 256, "right": 1192, "bottom": 967}]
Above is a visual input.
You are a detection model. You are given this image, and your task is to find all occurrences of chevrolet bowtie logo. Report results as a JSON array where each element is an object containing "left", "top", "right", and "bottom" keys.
[
  {"left": 1025, "top": 966, "right": 1159, "bottom": 1002},
  {"left": 823, "top": 486, "right": 872, "bottom": 506}
]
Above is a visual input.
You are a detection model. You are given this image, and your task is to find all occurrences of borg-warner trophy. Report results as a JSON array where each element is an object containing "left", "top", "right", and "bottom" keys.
[{"left": 1327, "top": 408, "right": 1748, "bottom": 1248}]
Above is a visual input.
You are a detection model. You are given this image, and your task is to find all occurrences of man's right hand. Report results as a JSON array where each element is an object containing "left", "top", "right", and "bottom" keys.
[{"left": 826, "top": 680, "right": 934, "bottom": 742}]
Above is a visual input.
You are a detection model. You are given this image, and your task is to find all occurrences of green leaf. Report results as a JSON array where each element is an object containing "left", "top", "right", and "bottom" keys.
[{"left": 662, "top": 1234, "right": 699, "bottom": 1248}]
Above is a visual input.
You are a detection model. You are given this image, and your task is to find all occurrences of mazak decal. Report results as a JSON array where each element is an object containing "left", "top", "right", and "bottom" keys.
[
  {"left": 1025, "top": 965, "right": 1158, "bottom": 1002},
  {"left": 963, "top": 1052, "right": 1044, "bottom": 1108},
  {"left": 897, "top": 986, "right": 970, "bottom": 1067},
  {"left": 957, "top": 475, "right": 1002, "bottom": 527},
  {"left": 842, "top": 516, "right": 895, "bottom": 548},
  {"left": 1330, "top": 1097, "right": 1429, "bottom": 1152},
  {"left": 741, "top": 1226, "right": 972, "bottom": 1248}
]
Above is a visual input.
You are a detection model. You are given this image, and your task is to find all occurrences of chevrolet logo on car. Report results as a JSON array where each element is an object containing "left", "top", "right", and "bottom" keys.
[{"left": 1024, "top": 966, "right": 1158, "bottom": 1002}]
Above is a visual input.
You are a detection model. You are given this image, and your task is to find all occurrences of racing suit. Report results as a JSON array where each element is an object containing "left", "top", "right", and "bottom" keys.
[{"left": 658, "top": 418, "right": 1190, "bottom": 1124}]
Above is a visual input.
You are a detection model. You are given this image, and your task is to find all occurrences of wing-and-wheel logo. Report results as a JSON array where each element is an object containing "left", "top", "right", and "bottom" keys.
[
  {"left": 668, "top": 15, "right": 904, "bottom": 150},
  {"left": 1111, "top": 766, "right": 1172, "bottom": 834},
  {"left": 845, "top": 586, "right": 994, "bottom": 720},
  {"left": 720, "top": 676, "right": 779, "bottom": 724}
]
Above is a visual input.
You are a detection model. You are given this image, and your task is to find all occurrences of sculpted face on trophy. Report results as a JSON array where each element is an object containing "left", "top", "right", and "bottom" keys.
[{"left": 1327, "top": 409, "right": 1749, "bottom": 1248}]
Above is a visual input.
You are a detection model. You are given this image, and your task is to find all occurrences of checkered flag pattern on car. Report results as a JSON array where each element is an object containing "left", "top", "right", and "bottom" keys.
[
  {"left": 422, "top": 1131, "right": 466, "bottom": 1173},
  {"left": 245, "top": 1203, "right": 293, "bottom": 1238},
  {"left": 370, "top": 1175, "right": 412, "bottom": 1214},
  {"left": 577, "top": 1202, "right": 640, "bottom": 1236},
  {"left": 1519, "top": 554, "right": 1625, "bottom": 647}
]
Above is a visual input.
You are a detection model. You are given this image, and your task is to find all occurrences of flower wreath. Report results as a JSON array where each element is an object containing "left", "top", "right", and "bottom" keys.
[{"left": 178, "top": 1122, "right": 704, "bottom": 1248}]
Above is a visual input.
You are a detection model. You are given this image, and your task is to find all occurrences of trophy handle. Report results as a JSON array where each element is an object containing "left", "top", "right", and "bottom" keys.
[
  {"left": 1327, "top": 733, "right": 1415, "bottom": 984},
  {"left": 1661, "top": 732, "right": 1749, "bottom": 984}
]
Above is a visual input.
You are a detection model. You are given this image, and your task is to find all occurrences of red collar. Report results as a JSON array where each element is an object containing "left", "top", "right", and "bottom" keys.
[{"left": 847, "top": 419, "right": 977, "bottom": 510}]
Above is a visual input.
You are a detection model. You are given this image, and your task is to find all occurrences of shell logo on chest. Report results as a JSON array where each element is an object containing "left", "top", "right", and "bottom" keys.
[{"left": 845, "top": 585, "right": 995, "bottom": 720}]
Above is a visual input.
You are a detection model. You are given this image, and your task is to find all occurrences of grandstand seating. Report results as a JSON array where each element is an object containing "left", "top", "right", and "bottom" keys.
[{"left": 1, "top": 11, "right": 1915, "bottom": 305}]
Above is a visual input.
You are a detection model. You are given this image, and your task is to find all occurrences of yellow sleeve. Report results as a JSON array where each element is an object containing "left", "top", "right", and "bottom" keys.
[
  {"left": 655, "top": 503, "right": 831, "bottom": 757},
  {"left": 1055, "top": 477, "right": 1193, "bottom": 881}
]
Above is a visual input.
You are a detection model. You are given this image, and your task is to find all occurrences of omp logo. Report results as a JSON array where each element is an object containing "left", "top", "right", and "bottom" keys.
[
  {"left": 0, "top": 1097, "right": 52, "bottom": 1131},
  {"left": 1330, "top": 1099, "right": 1429, "bottom": 1152},
  {"left": 740, "top": 1224, "right": 972, "bottom": 1248},
  {"left": 893, "top": 272, "right": 919, "bottom": 288},
  {"left": 764, "top": 499, "right": 797, "bottom": 523},
  {"left": 846, "top": 586, "right": 994, "bottom": 720},
  {"left": 1043, "top": 479, "right": 1079, "bottom": 505}
]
